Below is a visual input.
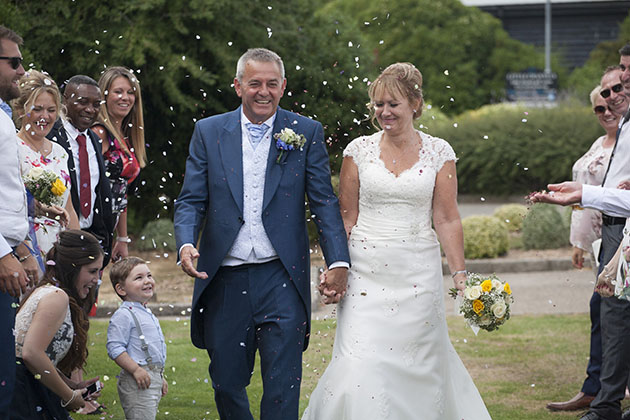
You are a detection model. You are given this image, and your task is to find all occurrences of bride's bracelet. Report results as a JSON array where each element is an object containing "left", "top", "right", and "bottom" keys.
[
  {"left": 60, "top": 389, "right": 78, "bottom": 408},
  {"left": 451, "top": 270, "right": 467, "bottom": 279}
]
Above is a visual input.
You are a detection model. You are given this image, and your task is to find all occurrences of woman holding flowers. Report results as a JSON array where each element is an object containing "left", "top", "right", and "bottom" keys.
[
  {"left": 14, "top": 70, "right": 79, "bottom": 266},
  {"left": 92, "top": 66, "right": 146, "bottom": 261},
  {"left": 303, "top": 63, "right": 490, "bottom": 419}
]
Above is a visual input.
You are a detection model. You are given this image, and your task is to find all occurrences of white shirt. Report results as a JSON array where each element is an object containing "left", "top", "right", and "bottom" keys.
[
  {"left": 582, "top": 184, "right": 630, "bottom": 218},
  {"left": 602, "top": 116, "right": 630, "bottom": 191},
  {"left": 62, "top": 120, "right": 100, "bottom": 229},
  {"left": 0, "top": 104, "right": 28, "bottom": 257}
]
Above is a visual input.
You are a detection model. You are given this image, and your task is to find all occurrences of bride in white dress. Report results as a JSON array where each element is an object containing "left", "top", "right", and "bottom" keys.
[{"left": 303, "top": 63, "right": 491, "bottom": 420}]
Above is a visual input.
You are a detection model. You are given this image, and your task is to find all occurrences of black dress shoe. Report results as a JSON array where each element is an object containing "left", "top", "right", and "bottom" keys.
[
  {"left": 580, "top": 412, "right": 604, "bottom": 420},
  {"left": 621, "top": 408, "right": 630, "bottom": 420}
]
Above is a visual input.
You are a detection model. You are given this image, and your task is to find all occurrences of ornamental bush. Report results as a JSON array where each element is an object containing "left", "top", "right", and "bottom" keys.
[
  {"left": 135, "top": 218, "right": 176, "bottom": 252},
  {"left": 462, "top": 215, "right": 509, "bottom": 259},
  {"left": 493, "top": 204, "right": 529, "bottom": 233},
  {"left": 426, "top": 101, "right": 603, "bottom": 195},
  {"left": 522, "top": 203, "right": 570, "bottom": 250}
]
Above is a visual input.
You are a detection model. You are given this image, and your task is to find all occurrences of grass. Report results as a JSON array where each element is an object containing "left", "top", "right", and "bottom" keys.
[{"left": 72, "top": 314, "right": 620, "bottom": 420}]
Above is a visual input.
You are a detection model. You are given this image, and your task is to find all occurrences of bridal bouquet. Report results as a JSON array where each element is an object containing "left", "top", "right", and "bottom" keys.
[
  {"left": 449, "top": 273, "right": 513, "bottom": 333},
  {"left": 23, "top": 167, "right": 66, "bottom": 206}
]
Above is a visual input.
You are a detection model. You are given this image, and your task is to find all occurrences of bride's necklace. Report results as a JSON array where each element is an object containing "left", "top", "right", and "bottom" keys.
[
  {"left": 19, "top": 132, "right": 51, "bottom": 156},
  {"left": 383, "top": 133, "right": 421, "bottom": 165}
]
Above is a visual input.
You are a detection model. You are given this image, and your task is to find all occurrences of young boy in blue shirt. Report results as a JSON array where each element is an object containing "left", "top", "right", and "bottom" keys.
[{"left": 107, "top": 257, "right": 167, "bottom": 419}]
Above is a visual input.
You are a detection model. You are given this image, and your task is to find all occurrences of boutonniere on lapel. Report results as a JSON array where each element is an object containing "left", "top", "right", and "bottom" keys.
[{"left": 273, "top": 128, "right": 306, "bottom": 164}]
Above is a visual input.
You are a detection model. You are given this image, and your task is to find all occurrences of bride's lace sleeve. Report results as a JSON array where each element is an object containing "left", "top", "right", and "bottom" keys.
[
  {"left": 343, "top": 136, "right": 366, "bottom": 167},
  {"left": 428, "top": 136, "right": 457, "bottom": 171}
]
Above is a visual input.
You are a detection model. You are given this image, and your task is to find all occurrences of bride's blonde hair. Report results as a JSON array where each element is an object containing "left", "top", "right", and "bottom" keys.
[{"left": 367, "top": 62, "right": 423, "bottom": 129}]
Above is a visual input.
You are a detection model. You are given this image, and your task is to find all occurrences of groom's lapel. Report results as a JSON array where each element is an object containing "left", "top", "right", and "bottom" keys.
[
  {"left": 219, "top": 110, "right": 244, "bottom": 213},
  {"left": 263, "top": 107, "right": 287, "bottom": 210}
]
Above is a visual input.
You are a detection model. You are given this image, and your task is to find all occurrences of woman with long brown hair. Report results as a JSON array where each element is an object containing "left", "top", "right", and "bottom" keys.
[
  {"left": 10, "top": 230, "right": 103, "bottom": 418},
  {"left": 93, "top": 66, "right": 146, "bottom": 261}
]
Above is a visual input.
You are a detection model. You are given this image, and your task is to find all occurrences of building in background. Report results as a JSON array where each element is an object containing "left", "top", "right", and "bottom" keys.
[{"left": 461, "top": 0, "right": 630, "bottom": 69}]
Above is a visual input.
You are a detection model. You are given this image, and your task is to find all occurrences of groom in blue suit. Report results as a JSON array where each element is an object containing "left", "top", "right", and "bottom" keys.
[{"left": 174, "top": 48, "right": 350, "bottom": 420}]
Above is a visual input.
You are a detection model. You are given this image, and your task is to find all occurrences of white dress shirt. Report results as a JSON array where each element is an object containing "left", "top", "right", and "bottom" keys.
[
  {"left": 0, "top": 104, "right": 28, "bottom": 257},
  {"left": 582, "top": 184, "right": 630, "bottom": 218},
  {"left": 602, "top": 114, "right": 630, "bottom": 190},
  {"left": 63, "top": 120, "right": 100, "bottom": 229}
]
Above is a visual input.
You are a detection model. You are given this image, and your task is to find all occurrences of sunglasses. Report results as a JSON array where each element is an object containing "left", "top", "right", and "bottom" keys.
[
  {"left": 594, "top": 105, "right": 608, "bottom": 114},
  {"left": 0, "top": 56, "right": 23, "bottom": 70},
  {"left": 600, "top": 83, "right": 624, "bottom": 98}
]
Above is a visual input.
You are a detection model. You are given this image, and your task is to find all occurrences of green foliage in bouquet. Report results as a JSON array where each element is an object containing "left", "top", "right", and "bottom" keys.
[
  {"left": 462, "top": 215, "right": 509, "bottom": 259},
  {"left": 136, "top": 219, "right": 176, "bottom": 252},
  {"left": 23, "top": 167, "right": 66, "bottom": 206},
  {"left": 449, "top": 273, "right": 513, "bottom": 332},
  {"left": 493, "top": 203, "right": 528, "bottom": 233},
  {"left": 522, "top": 203, "right": 570, "bottom": 250}
]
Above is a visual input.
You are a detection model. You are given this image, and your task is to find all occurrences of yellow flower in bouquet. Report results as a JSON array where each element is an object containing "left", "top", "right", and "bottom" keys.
[
  {"left": 449, "top": 273, "right": 514, "bottom": 332},
  {"left": 51, "top": 178, "right": 66, "bottom": 197},
  {"left": 472, "top": 299, "right": 485, "bottom": 315}
]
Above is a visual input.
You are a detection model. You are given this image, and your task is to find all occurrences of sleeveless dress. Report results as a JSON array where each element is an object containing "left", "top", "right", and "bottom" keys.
[
  {"left": 12, "top": 284, "right": 74, "bottom": 420},
  {"left": 302, "top": 131, "right": 491, "bottom": 420},
  {"left": 17, "top": 140, "right": 71, "bottom": 258}
]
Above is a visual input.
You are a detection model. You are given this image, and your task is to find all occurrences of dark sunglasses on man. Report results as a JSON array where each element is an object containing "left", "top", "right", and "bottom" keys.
[
  {"left": 0, "top": 56, "right": 23, "bottom": 70},
  {"left": 600, "top": 83, "right": 624, "bottom": 98},
  {"left": 593, "top": 105, "right": 610, "bottom": 115}
]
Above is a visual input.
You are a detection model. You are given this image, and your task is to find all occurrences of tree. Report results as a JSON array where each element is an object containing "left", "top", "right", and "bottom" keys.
[{"left": 1, "top": 0, "right": 374, "bottom": 230}]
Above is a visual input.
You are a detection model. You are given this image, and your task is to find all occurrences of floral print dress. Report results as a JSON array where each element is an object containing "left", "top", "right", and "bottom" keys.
[
  {"left": 102, "top": 132, "right": 141, "bottom": 219},
  {"left": 17, "top": 139, "right": 71, "bottom": 258}
]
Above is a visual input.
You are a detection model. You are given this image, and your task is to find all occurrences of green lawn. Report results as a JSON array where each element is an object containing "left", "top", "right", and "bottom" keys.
[{"left": 73, "top": 314, "right": 623, "bottom": 420}]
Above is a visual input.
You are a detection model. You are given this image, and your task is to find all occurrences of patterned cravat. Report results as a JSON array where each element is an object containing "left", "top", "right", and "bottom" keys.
[
  {"left": 245, "top": 123, "right": 269, "bottom": 149},
  {"left": 0, "top": 101, "right": 12, "bottom": 118}
]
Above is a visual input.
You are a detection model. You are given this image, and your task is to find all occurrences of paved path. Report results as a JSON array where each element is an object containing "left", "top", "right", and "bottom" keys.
[{"left": 311, "top": 265, "right": 597, "bottom": 320}]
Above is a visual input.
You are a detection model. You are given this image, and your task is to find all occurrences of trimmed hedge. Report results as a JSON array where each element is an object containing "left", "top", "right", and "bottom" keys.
[
  {"left": 425, "top": 102, "right": 603, "bottom": 195},
  {"left": 522, "top": 203, "right": 570, "bottom": 250},
  {"left": 462, "top": 215, "right": 509, "bottom": 259},
  {"left": 493, "top": 203, "right": 528, "bottom": 233},
  {"left": 135, "top": 218, "right": 176, "bottom": 252}
]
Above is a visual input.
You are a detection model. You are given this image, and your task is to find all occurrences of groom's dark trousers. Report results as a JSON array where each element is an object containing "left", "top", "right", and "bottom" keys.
[{"left": 202, "top": 259, "right": 306, "bottom": 420}]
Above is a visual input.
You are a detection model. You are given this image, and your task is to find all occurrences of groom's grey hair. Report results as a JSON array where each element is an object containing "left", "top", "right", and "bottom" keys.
[{"left": 235, "top": 48, "right": 285, "bottom": 82}]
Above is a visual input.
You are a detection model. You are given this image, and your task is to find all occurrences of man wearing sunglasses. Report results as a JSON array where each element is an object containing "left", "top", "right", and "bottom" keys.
[
  {"left": 620, "top": 44, "right": 630, "bottom": 93},
  {"left": 0, "top": 25, "right": 29, "bottom": 420}
]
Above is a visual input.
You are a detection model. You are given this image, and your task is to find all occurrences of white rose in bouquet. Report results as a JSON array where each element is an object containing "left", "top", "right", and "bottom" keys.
[{"left": 491, "top": 301, "right": 507, "bottom": 318}]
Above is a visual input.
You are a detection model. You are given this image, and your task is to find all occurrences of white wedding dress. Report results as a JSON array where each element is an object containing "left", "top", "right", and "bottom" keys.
[{"left": 302, "top": 131, "right": 491, "bottom": 420}]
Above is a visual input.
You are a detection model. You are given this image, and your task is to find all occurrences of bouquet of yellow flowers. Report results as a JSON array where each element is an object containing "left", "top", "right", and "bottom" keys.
[
  {"left": 449, "top": 273, "right": 513, "bottom": 333},
  {"left": 23, "top": 167, "right": 66, "bottom": 206}
]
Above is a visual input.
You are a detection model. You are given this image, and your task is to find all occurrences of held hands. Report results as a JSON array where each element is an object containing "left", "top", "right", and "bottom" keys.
[
  {"left": 317, "top": 267, "right": 348, "bottom": 305},
  {"left": 618, "top": 180, "right": 630, "bottom": 190},
  {"left": 111, "top": 241, "right": 129, "bottom": 262},
  {"left": 528, "top": 182, "right": 583, "bottom": 206},
  {"left": 133, "top": 366, "right": 151, "bottom": 390},
  {"left": 179, "top": 245, "right": 208, "bottom": 279}
]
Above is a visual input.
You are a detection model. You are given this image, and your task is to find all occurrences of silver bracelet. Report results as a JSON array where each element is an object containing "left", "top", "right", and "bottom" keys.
[
  {"left": 116, "top": 236, "right": 131, "bottom": 243},
  {"left": 60, "top": 389, "right": 78, "bottom": 408},
  {"left": 451, "top": 270, "right": 467, "bottom": 278}
]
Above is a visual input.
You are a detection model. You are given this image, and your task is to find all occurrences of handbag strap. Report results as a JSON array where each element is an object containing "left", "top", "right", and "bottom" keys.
[{"left": 125, "top": 306, "right": 153, "bottom": 365}]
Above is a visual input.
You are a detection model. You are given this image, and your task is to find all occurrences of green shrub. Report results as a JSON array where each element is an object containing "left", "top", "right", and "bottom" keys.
[
  {"left": 493, "top": 203, "right": 528, "bottom": 232},
  {"left": 522, "top": 203, "right": 570, "bottom": 250},
  {"left": 135, "top": 218, "right": 176, "bottom": 252},
  {"left": 462, "top": 215, "right": 509, "bottom": 259},
  {"left": 426, "top": 102, "right": 603, "bottom": 195}
]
